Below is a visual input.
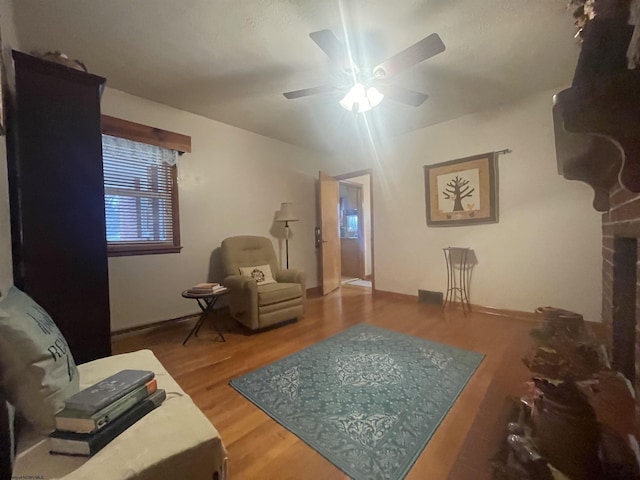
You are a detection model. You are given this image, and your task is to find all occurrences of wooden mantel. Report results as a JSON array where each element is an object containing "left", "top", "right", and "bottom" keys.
[{"left": 553, "top": 69, "right": 640, "bottom": 212}]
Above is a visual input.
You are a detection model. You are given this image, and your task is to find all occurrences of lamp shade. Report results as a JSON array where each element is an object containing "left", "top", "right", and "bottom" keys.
[
  {"left": 339, "top": 83, "right": 384, "bottom": 113},
  {"left": 275, "top": 202, "right": 298, "bottom": 222}
]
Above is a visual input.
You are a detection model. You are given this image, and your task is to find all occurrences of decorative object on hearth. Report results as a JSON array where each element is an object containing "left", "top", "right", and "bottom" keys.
[
  {"left": 523, "top": 346, "right": 569, "bottom": 380},
  {"left": 531, "top": 306, "right": 585, "bottom": 341},
  {"left": 569, "top": 0, "right": 633, "bottom": 35},
  {"left": 570, "top": 0, "right": 597, "bottom": 40},
  {"left": 491, "top": 395, "right": 560, "bottom": 480},
  {"left": 34, "top": 51, "right": 88, "bottom": 72},
  {"left": 532, "top": 379, "right": 603, "bottom": 480},
  {"left": 569, "top": 0, "right": 635, "bottom": 85},
  {"left": 424, "top": 150, "right": 506, "bottom": 227},
  {"left": 494, "top": 302, "right": 640, "bottom": 480},
  {"left": 599, "top": 426, "right": 640, "bottom": 479},
  {"left": 524, "top": 343, "right": 605, "bottom": 382},
  {"left": 526, "top": 307, "right": 609, "bottom": 382},
  {"left": 230, "top": 323, "right": 484, "bottom": 480}
]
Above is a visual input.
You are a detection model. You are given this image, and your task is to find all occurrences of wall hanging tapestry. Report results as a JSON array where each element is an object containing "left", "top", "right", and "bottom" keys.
[
  {"left": 229, "top": 323, "right": 484, "bottom": 480},
  {"left": 424, "top": 151, "right": 499, "bottom": 226}
]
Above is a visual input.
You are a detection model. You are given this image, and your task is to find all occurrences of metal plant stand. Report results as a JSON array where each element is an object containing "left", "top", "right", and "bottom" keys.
[{"left": 443, "top": 247, "right": 472, "bottom": 314}]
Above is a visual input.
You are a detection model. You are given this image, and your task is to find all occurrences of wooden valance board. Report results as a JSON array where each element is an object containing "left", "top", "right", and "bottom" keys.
[{"left": 101, "top": 115, "right": 191, "bottom": 153}]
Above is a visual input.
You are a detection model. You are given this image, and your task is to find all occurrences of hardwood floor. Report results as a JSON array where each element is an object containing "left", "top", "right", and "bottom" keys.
[{"left": 112, "top": 287, "right": 536, "bottom": 480}]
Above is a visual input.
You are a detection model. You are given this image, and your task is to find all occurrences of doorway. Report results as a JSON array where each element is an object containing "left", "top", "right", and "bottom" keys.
[{"left": 336, "top": 172, "right": 373, "bottom": 291}]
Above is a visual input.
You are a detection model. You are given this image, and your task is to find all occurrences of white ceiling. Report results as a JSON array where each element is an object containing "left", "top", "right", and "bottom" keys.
[{"left": 11, "top": 0, "right": 579, "bottom": 154}]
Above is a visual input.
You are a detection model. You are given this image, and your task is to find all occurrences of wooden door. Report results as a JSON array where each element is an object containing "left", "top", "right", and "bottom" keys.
[
  {"left": 319, "top": 171, "right": 340, "bottom": 295},
  {"left": 340, "top": 238, "right": 361, "bottom": 278}
]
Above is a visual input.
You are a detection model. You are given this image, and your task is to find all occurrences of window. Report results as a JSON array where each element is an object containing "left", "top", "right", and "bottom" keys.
[{"left": 101, "top": 116, "right": 190, "bottom": 257}]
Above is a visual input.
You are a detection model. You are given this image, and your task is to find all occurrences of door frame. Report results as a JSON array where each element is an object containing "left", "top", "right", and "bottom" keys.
[{"left": 334, "top": 169, "right": 375, "bottom": 291}]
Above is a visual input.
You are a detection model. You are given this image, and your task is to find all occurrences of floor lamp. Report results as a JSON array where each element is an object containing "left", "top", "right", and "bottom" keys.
[{"left": 275, "top": 202, "right": 298, "bottom": 269}]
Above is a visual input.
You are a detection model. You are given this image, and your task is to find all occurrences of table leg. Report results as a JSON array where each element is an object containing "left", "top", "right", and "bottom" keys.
[
  {"left": 183, "top": 312, "right": 207, "bottom": 345},
  {"left": 460, "top": 248, "right": 470, "bottom": 314},
  {"left": 443, "top": 248, "right": 452, "bottom": 310},
  {"left": 182, "top": 296, "right": 226, "bottom": 345}
]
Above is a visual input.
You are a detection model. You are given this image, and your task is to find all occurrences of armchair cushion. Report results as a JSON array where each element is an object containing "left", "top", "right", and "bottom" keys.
[{"left": 258, "top": 283, "right": 302, "bottom": 306}]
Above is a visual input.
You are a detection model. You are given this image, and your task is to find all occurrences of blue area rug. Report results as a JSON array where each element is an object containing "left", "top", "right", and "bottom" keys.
[{"left": 229, "top": 323, "right": 484, "bottom": 480}]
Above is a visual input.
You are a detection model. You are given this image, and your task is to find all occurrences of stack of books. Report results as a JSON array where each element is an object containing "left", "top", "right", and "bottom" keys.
[
  {"left": 187, "top": 282, "right": 226, "bottom": 294},
  {"left": 49, "top": 369, "right": 166, "bottom": 456}
]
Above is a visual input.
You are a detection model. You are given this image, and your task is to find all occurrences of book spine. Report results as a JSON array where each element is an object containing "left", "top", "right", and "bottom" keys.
[
  {"left": 93, "top": 378, "right": 157, "bottom": 427},
  {"left": 50, "top": 389, "right": 166, "bottom": 456},
  {"left": 87, "top": 389, "right": 166, "bottom": 456},
  {"left": 55, "top": 379, "right": 158, "bottom": 433}
]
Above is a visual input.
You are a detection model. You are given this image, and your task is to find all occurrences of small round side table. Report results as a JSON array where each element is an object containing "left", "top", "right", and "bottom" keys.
[{"left": 181, "top": 288, "right": 230, "bottom": 345}]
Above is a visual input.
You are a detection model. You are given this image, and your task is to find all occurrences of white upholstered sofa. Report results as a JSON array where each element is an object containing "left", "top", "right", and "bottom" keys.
[{"left": 10, "top": 349, "right": 227, "bottom": 480}]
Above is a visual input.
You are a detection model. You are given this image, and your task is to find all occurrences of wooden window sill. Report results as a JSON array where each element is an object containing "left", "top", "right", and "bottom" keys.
[{"left": 108, "top": 244, "right": 183, "bottom": 257}]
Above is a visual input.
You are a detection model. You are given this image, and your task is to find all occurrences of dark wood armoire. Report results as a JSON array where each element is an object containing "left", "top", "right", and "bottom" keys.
[{"left": 6, "top": 50, "right": 111, "bottom": 364}]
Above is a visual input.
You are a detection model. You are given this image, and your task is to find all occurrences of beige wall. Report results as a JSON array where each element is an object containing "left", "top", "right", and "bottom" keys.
[
  {"left": 0, "top": 21, "right": 602, "bottom": 324},
  {"left": 320, "top": 89, "right": 603, "bottom": 321},
  {"left": 102, "top": 88, "right": 324, "bottom": 331},
  {"left": 0, "top": 0, "right": 18, "bottom": 295}
]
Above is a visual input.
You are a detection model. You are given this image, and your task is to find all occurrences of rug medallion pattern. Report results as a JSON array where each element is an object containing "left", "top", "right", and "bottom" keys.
[{"left": 230, "top": 323, "right": 484, "bottom": 480}]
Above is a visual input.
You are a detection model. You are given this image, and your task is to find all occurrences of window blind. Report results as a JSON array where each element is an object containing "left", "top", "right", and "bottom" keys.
[{"left": 102, "top": 135, "right": 177, "bottom": 245}]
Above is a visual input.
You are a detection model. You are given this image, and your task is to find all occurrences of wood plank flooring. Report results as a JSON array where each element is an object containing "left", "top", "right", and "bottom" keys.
[{"left": 112, "top": 287, "right": 537, "bottom": 480}]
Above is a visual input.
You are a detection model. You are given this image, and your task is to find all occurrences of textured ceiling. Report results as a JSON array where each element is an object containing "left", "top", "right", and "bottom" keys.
[{"left": 12, "top": 0, "right": 579, "bottom": 154}]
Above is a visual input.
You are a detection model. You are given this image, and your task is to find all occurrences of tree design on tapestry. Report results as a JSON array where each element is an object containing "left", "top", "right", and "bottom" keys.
[
  {"left": 442, "top": 175, "right": 475, "bottom": 212},
  {"left": 425, "top": 152, "right": 498, "bottom": 226}
]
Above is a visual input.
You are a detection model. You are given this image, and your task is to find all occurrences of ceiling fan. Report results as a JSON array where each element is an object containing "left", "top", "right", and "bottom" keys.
[{"left": 283, "top": 29, "right": 445, "bottom": 112}]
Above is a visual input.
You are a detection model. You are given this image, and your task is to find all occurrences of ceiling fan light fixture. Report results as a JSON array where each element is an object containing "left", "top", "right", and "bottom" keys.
[
  {"left": 284, "top": 30, "right": 444, "bottom": 109},
  {"left": 366, "top": 87, "right": 384, "bottom": 108},
  {"left": 339, "top": 83, "right": 384, "bottom": 113}
]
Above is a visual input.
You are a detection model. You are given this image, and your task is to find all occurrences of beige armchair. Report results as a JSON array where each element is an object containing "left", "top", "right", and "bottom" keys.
[{"left": 221, "top": 235, "right": 306, "bottom": 331}]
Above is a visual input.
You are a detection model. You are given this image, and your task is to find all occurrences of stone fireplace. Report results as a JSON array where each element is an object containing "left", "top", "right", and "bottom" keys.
[{"left": 602, "top": 181, "right": 640, "bottom": 389}]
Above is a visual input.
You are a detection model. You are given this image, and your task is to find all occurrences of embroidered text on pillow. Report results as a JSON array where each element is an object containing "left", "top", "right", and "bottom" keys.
[{"left": 27, "top": 304, "right": 56, "bottom": 335}]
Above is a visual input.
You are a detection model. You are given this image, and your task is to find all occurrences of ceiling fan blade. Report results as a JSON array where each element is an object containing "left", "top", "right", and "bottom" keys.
[
  {"left": 373, "top": 33, "right": 445, "bottom": 79},
  {"left": 309, "top": 29, "right": 344, "bottom": 63},
  {"left": 283, "top": 85, "right": 339, "bottom": 99},
  {"left": 377, "top": 84, "right": 429, "bottom": 107}
]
